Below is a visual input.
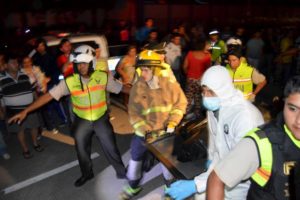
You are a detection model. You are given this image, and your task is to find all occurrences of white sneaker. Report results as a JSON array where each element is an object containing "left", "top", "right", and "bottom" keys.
[
  {"left": 52, "top": 128, "right": 59, "bottom": 134},
  {"left": 2, "top": 153, "right": 10, "bottom": 160}
]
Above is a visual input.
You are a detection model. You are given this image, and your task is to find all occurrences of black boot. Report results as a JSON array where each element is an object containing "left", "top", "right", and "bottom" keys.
[{"left": 74, "top": 172, "right": 94, "bottom": 187}]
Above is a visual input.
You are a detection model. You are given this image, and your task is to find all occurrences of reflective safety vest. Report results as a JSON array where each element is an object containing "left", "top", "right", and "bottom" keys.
[
  {"left": 246, "top": 128, "right": 273, "bottom": 187},
  {"left": 226, "top": 62, "right": 254, "bottom": 99},
  {"left": 65, "top": 71, "right": 107, "bottom": 121},
  {"left": 209, "top": 40, "right": 226, "bottom": 63},
  {"left": 246, "top": 120, "right": 300, "bottom": 200}
]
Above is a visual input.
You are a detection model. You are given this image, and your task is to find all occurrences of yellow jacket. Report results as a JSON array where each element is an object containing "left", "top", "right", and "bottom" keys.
[{"left": 128, "top": 76, "right": 187, "bottom": 137}]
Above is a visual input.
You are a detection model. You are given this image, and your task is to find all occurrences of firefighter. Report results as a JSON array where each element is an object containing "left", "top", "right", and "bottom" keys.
[
  {"left": 207, "top": 75, "right": 300, "bottom": 200},
  {"left": 9, "top": 45, "right": 127, "bottom": 187},
  {"left": 119, "top": 50, "right": 187, "bottom": 199}
]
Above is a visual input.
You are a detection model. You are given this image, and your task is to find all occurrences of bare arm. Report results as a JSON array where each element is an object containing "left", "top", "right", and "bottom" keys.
[
  {"left": 253, "top": 79, "right": 267, "bottom": 95},
  {"left": 8, "top": 92, "right": 53, "bottom": 124},
  {"left": 206, "top": 170, "right": 225, "bottom": 200},
  {"left": 182, "top": 55, "right": 189, "bottom": 74}
]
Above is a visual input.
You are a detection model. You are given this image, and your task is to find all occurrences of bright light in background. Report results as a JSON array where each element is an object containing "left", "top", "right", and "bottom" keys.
[{"left": 25, "top": 29, "right": 31, "bottom": 34}]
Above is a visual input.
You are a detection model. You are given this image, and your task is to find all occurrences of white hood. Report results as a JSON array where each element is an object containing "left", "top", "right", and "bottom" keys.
[{"left": 201, "top": 65, "right": 244, "bottom": 105}]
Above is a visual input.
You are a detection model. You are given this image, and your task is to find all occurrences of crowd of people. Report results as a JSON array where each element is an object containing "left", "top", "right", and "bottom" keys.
[{"left": 1, "top": 17, "right": 300, "bottom": 200}]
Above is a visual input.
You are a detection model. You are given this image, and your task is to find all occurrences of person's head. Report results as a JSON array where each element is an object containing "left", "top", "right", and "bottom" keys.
[
  {"left": 7, "top": 55, "right": 19, "bottom": 74},
  {"left": 35, "top": 38, "right": 47, "bottom": 54},
  {"left": 171, "top": 33, "right": 181, "bottom": 46},
  {"left": 22, "top": 56, "right": 33, "bottom": 68},
  {"left": 59, "top": 38, "right": 72, "bottom": 55},
  {"left": 201, "top": 66, "right": 236, "bottom": 111},
  {"left": 70, "top": 45, "right": 95, "bottom": 77},
  {"left": 226, "top": 37, "right": 243, "bottom": 52},
  {"left": 148, "top": 29, "right": 158, "bottom": 41},
  {"left": 145, "top": 18, "right": 154, "bottom": 28},
  {"left": 283, "top": 76, "right": 300, "bottom": 140},
  {"left": 209, "top": 30, "right": 219, "bottom": 42},
  {"left": 192, "top": 39, "right": 207, "bottom": 51},
  {"left": 227, "top": 49, "right": 243, "bottom": 70},
  {"left": 136, "top": 50, "right": 163, "bottom": 81},
  {"left": 127, "top": 45, "right": 137, "bottom": 57}
]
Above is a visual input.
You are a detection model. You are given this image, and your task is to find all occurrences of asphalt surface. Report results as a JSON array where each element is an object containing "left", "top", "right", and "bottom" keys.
[{"left": 0, "top": 104, "right": 166, "bottom": 200}]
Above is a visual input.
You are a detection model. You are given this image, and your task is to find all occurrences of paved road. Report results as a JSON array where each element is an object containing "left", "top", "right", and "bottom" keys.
[{"left": 0, "top": 105, "right": 166, "bottom": 200}]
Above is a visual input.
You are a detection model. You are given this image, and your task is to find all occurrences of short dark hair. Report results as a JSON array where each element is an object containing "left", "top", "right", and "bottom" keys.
[
  {"left": 284, "top": 76, "right": 300, "bottom": 98},
  {"left": 227, "top": 49, "right": 243, "bottom": 59}
]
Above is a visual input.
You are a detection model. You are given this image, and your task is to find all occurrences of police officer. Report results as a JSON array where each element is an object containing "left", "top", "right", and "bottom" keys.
[
  {"left": 9, "top": 45, "right": 127, "bottom": 187},
  {"left": 207, "top": 75, "right": 300, "bottom": 200},
  {"left": 226, "top": 49, "right": 267, "bottom": 102}
]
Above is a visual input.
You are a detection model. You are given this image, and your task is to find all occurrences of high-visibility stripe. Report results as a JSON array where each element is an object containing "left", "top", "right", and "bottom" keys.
[
  {"left": 71, "top": 85, "right": 105, "bottom": 96},
  {"left": 133, "top": 120, "right": 146, "bottom": 129},
  {"left": 73, "top": 101, "right": 106, "bottom": 110},
  {"left": 233, "top": 78, "right": 252, "bottom": 83},
  {"left": 256, "top": 168, "right": 271, "bottom": 181},
  {"left": 211, "top": 46, "right": 221, "bottom": 50},
  {"left": 170, "top": 109, "right": 184, "bottom": 116},
  {"left": 142, "top": 105, "right": 172, "bottom": 115},
  {"left": 246, "top": 129, "right": 273, "bottom": 187}
]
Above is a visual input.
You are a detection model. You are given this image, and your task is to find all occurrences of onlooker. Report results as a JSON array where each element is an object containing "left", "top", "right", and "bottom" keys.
[
  {"left": 135, "top": 18, "right": 155, "bottom": 46},
  {"left": 0, "top": 105, "right": 9, "bottom": 160},
  {"left": 246, "top": 30, "right": 264, "bottom": 69},
  {"left": 206, "top": 75, "right": 300, "bottom": 200},
  {"left": 116, "top": 44, "right": 137, "bottom": 106},
  {"left": 1, "top": 55, "right": 43, "bottom": 159},
  {"left": 183, "top": 39, "right": 211, "bottom": 118},
  {"left": 56, "top": 38, "right": 72, "bottom": 72},
  {"left": 165, "top": 33, "right": 184, "bottom": 85}
]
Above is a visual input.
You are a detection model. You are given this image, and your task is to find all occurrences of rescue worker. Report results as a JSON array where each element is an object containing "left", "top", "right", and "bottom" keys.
[
  {"left": 207, "top": 75, "right": 300, "bottom": 200},
  {"left": 226, "top": 49, "right": 267, "bottom": 102},
  {"left": 134, "top": 43, "right": 176, "bottom": 84},
  {"left": 165, "top": 66, "right": 264, "bottom": 200},
  {"left": 119, "top": 50, "right": 187, "bottom": 199},
  {"left": 208, "top": 30, "right": 227, "bottom": 65},
  {"left": 9, "top": 45, "right": 127, "bottom": 187}
]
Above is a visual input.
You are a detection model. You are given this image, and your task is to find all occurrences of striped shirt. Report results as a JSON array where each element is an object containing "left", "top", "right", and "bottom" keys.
[{"left": 0, "top": 71, "right": 35, "bottom": 115}]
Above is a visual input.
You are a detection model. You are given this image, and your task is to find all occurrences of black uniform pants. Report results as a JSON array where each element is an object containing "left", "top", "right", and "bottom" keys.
[{"left": 72, "top": 112, "right": 126, "bottom": 177}]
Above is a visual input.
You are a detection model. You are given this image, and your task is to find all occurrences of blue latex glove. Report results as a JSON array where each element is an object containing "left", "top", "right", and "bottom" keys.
[{"left": 165, "top": 180, "right": 197, "bottom": 200}]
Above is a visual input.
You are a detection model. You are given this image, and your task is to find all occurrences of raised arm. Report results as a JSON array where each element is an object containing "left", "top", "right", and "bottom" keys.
[{"left": 8, "top": 92, "right": 53, "bottom": 124}]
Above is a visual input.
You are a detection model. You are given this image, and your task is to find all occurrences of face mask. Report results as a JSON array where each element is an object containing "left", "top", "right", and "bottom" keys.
[{"left": 202, "top": 97, "right": 221, "bottom": 111}]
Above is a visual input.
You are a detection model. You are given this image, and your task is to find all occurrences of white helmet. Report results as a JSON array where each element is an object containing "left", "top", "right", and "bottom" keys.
[
  {"left": 226, "top": 37, "right": 242, "bottom": 46},
  {"left": 70, "top": 45, "right": 95, "bottom": 64},
  {"left": 70, "top": 45, "right": 96, "bottom": 74}
]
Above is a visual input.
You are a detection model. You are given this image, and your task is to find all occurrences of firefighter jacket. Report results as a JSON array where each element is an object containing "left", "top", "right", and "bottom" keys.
[
  {"left": 128, "top": 76, "right": 187, "bottom": 137},
  {"left": 226, "top": 62, "right": 254, "bottom": 100},
  {"left": 246, "top": 114, "right": 300, "bottom": 200},
  {"left": 65, "top": 71, "right": 108, "bottom": 121}
]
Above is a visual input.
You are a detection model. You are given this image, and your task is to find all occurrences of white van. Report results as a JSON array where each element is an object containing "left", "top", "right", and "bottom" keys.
[{"left": 29, "top": 33, "right": 127, "bottom": 72}]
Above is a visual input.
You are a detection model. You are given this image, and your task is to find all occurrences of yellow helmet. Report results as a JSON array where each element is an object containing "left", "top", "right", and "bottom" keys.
[{"left": 136, "top": 50, "right": 162, "bottom": 68}]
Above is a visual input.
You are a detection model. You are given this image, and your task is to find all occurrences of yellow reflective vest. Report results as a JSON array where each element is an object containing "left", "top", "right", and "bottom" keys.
[
  {"left": 226, "top": 62, "right": 254, "bottom": 99},
  {"left": 65, "top": 71, "right": 107, "bottom": 121},
  {"left": 246, "top": 128, "right": 273, "bottom": 187}
]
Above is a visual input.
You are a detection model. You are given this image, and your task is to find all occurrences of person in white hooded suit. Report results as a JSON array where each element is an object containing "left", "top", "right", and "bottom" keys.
[{"left": 165, "top": 66, "right": 264, "bottom": 200}]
